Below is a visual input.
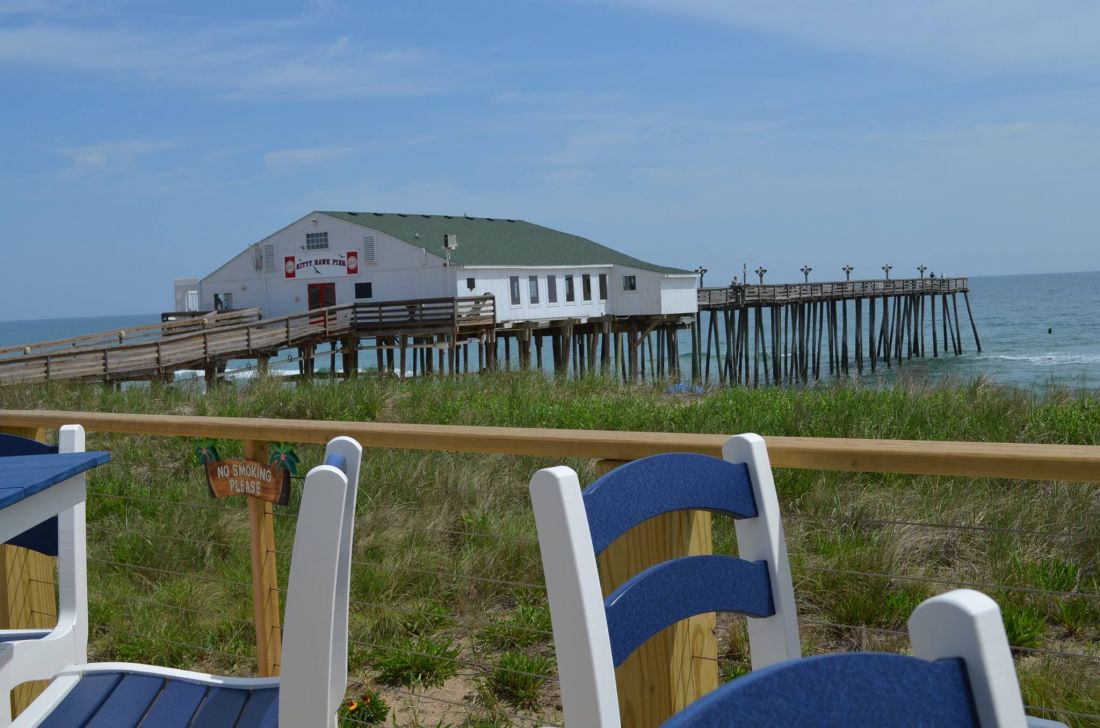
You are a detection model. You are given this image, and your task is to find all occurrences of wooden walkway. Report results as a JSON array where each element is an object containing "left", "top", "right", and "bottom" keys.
[
  {"left": 0, "top": 297, "right": 495, "bottom": 386},
  {"left": 693, "top": 277, "right": 980, "bottom": 386},
  {"left": 0, "top": 309, "right": 262, "bottom": 361}
]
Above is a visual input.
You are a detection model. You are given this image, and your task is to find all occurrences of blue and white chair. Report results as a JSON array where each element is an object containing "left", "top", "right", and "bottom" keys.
[
  {"left": 0, "top": 435, "right": 362, "bottom": 728},
  {"left": 0, "top": 425, "right": 89, "bottom": 724},
  {"left": 530, "top": 434, "right": 801, "bottom": 728},
  {"left": 662, "top": 589, "right": 1063, "bottom": 728}
]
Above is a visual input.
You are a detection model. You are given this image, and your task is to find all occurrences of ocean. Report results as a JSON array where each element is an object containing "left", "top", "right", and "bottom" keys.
[{"left": 2, "top": 271, "right": 1099, "bottom": 390}]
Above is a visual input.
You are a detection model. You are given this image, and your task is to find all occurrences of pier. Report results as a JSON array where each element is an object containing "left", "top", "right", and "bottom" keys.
[
  {"left": 695, "top": 276, "right": 981, "bottom": 385},
  {"left": 0, "top": 277, "right": 980, "bottom": 388}
]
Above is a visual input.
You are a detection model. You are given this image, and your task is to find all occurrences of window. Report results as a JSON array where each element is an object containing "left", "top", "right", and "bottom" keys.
[
  {"left": 564, "top": 275, "right": 575, "bottom": 302},
  {"left": 355, "top": 282, "right": 373, "bottom": 299},
  {"left": 213, "top": 292, "right": 233, "bottom": 312},
  {"left": 598, "top": 273, "right": 608, "bottom": 301},
  {"left": 547, "top": 275, "right": 558, "bottom": 303},
  {"left": 623, "top": 275, "right": 637, "bottom": 291},
  {"left": 306, "top": 232, "right": 329, "bottom": 250},
  {"left": 466, "top": 277, "right": 476, "bottom": 291},
  {"left": 363, "top": 235, "right": 376, "bottom": 263},
  {"left": 509, "top": 276, "right": 521, "bottom": 305},
  {"left": 528, "top": 276, "right": 540, "bottom": 304},
  {"left": 582, "top": 274, "right": 592, "bottom": 301}
]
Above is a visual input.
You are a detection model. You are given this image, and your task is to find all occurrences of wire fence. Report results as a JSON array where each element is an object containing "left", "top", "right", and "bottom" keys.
[{"left": 62, "top": 449, "right": 1100, "bottom": 727}]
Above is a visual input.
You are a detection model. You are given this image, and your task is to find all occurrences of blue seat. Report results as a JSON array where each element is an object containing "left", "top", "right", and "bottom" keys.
[
  {"left": 529, "top": 434, "right": 800, "bottom": 728},
  {"left": 32, "top": 671, "right": 278, "bottom": 728},
  {"left": 661, "top": 589, "right": 1057, "bottom": 728}
]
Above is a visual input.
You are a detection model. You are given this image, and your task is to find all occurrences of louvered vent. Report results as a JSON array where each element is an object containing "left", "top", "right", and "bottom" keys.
[
  {"left": 263, "top": 244, "right": 276, "bottom": 272},
  {"left": 363, "top": 235, "right": 376, "bottom": 264}
]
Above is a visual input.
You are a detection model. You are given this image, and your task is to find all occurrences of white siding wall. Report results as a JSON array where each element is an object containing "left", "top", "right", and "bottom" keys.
[
  {"left": 607, "top": 266, "right": 697, "bottom": 316},
  {"left": 457, "top": 267, "right": 612, "bottom": 323},
  {"left": 200, "top": 215, "right": 451, "bottom": 318}
]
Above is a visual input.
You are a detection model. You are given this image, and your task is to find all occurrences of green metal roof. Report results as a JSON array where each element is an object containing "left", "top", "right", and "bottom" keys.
[{"left": 319, "top": 211, "right": 690, "bottom": 275}]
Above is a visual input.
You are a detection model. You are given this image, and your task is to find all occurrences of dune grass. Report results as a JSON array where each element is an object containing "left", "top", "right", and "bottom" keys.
[{"left": 2, "top": 373, "right": 1099, "bottom": 725}]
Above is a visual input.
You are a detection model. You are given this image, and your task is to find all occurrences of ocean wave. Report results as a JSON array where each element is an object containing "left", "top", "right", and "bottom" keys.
[{"left": 980, "top": 353, "right": 1100, "bottom": 366}]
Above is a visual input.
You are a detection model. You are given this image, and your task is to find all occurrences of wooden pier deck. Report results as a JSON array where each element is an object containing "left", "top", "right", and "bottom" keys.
[
  {"left": 693, "top": 277, "right": 980, "bottom": 386},
  {"left": 0, "top": 297, "right": 496, "bottom": 386}
]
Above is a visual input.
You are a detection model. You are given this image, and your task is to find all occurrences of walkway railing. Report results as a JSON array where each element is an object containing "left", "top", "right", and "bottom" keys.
[
  {"left": 0, "top": 410, "right": 1096, "bottom": 726},
  {"left": 0, "top": 308, "right": 262, "bottom": 360},
  {"left": 699, "top": 277, "right": 970, "bottom": 307}
]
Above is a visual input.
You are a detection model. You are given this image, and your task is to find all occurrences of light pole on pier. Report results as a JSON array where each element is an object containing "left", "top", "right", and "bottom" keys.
[
  {"left": 882, "top": 264, "right": 892, "bottom": 280},
  {"left": 800, "top": 265, "right": 812, "bottom": 282},
  {"left": 694, "top": 266, "right": 708, "bottom": 287},
  {"left": 755, "top": 266, "right": 767, "bottom": 284},
  {"left": 842, "top": 265, "right": 853, "bottom": 281},
  {"left": 917, "top": 265, "right": 927, "bottom": 279}
]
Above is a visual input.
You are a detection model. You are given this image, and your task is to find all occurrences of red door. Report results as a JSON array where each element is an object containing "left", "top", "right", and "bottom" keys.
[
  {"left": 307, "top": 283, "right": 336, "bottom": 326},
  {"left": 307, "top": 283, "right": 336, "bottom": 310}
]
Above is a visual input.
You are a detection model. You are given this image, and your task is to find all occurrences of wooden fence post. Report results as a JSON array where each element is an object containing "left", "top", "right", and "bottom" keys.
[
  {"left": 244, "top": 440, "right": 282, "bottom": 676},
  {"left": 593, "top": 459, "right": 718, "bottom": 727},
  {"left": 0, "top": 426, "right": 57, "bottom": 717}
]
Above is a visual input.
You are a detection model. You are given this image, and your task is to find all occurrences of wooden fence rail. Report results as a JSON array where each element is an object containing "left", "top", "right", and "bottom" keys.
[{"left": 2, "top": 410, "right": 1098, "bottom": 725}]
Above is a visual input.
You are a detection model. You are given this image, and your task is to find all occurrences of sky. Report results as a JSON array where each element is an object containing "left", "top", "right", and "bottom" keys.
[{"left": 2, "top": 0, "right": 1100, "bottom": 317}]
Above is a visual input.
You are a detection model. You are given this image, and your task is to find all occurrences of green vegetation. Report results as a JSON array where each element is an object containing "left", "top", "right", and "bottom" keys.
[
  {"left": 486, "top": 652, "right": 554, "bottom": 709},
  {"left": 373, "top": 636, "right": 460, "bottom": 688},
  {"left": 2, "top": 373, "right": 1099, "bottom": 725}
]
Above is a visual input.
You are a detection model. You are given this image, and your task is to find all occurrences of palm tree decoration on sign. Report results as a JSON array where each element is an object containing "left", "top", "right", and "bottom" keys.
[
  {"left": 194, "top": 439, "right": 221, "bottom": 465},
  {"left": 268, "top": 443, "right": 300, "bottom": 475}
]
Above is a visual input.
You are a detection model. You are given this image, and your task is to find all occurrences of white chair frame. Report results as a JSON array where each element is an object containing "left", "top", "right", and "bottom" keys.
[
  {"left": 0, "top": 425, "right": 88, "bottom": 725},
  {"left": 530, "top": 433, "right": 800, "bottom": 728},
  {"left": 0, "top": 434, "right": 362, "bottom": 728}
]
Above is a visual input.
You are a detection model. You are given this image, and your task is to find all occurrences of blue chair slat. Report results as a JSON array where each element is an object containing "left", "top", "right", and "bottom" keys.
[
  {"left": 8, "top": 518, "right": 59, "bottom": 556},
  {"left": 37, "top": 672, "right": 123, "bottom": 728},
  {"left": 0, "top": 631, "right": 49, "bottom": 643},
  {"left": 234, "top": 688, "right": 279, "bottom": 728},
  {"left": 137, "top": 678, "right": 209, "bottom": 726},
  {"left": 324, "top": 452, "right": 348, "bottom": 474},
  {"left": 661, "top": 653, "right": 979, "bottom": 728},
  {"left": 29, "top": 672, "right": 282, "bottom": 727},
  {"left": 583, "top": 454, "right": 757, "bottom": 555},
  {"left": 0, "top": 451, "right": 111, "bottom": 509},
  {"left": 0, "top": 434, "right": 57, "bottom": 457},
  {"left": 84, "top": 674, "right": 164, "bottom": 728},
  {"left": 605, "top": 555, "right": 774, "bottom": 667},
  {"left": 0, "top": 435, "right": 61, "bottom": 554},
  {"left": 191, "top": 686, "right": 251, "bottom": 728}
]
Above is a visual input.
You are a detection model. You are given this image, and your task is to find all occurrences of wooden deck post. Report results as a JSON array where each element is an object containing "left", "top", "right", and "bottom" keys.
[
  {"left": 0, "top": 426, "right": 57, "bottom": 716},
  {"left": 593, "top": 459, "right": 718, "bottom": 727},
  {"left": 244, "top": 440, "right": 282, "bottom": 676}
]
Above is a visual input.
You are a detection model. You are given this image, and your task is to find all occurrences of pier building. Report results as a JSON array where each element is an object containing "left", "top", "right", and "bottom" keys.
[{"left": 192, "top": 211, "right": 697, "bottom": 321}]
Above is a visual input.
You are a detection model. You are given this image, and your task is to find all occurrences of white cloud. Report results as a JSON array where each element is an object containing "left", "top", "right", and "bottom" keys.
[
  {"left": 263, "top": 146, "right": 355, "bottom": 170},
  {"left": 0, "top": 18, "right": 449, "bottom": 98},
  {"left": 602, "top": 0, "right": 1100, "bottom": 71},
  {"left": 57, "top": 139, "right": 178, "bottom": 179}
]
